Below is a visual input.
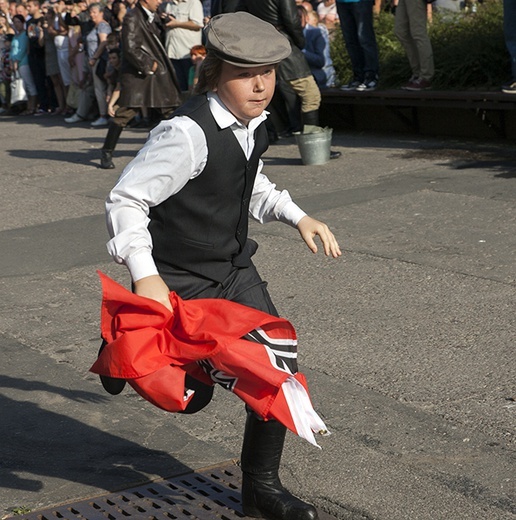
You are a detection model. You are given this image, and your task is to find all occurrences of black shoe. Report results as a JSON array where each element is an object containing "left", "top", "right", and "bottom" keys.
[
  {"left": 98, "top": 340, "right": 126, "bottom": 395},
  {"left": 100, "top": 151, "right": 115, "bottom": 169},
  {"left": 330, "top": 150, "right": 342, "bottom": 160}
]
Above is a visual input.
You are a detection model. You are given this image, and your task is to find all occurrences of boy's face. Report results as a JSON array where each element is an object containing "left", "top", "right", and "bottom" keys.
[
  {"left": 215, "top": 63, "right": 276, "bottom": 126},
  {"left": 190, "top": 51, "right": 205, "bottom": 65},
  {"left": 108, "top": 52, "right": 120, "bottom": 68}
]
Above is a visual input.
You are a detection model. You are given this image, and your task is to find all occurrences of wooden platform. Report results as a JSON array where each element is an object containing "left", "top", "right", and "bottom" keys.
[{"left": 320, "top": 88, "right": 516, "bottom": 139}]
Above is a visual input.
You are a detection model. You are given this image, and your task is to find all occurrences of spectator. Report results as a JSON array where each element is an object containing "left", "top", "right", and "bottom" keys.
[
  {"left": 26, "top": 0, "right": 50, "bottom": 112},
  {"left": 66, "top": 2, "right": 111, "bottom": 125},
  {"left": 99, "top": 0, "right": 182, "bottom": 169},
  {"left": 0, "top": 32, "right": 12, "bottom": 112},
  {"left": 317, "top": 0, "right": 338, "bottom": 30},
  {"left": 105, "top": 46, "right": 120, "bottom": 115},
  {"left": 502, "top": 0, "right": 516, "bottom": 94},
  {"left": 11, "top": 14, "right": 38, "bottom": 114},
  {"left": 188, "top": 43, "right": 205, "bottom": 91},
  {"left": 0, "top": 11, "right": 13, "bottom": 36},
  {"left": 336, "top": 0, "right": 380, "bottom": 91},
  {"left": 42, "top": 7, "right": 67, "bottom": 114},
  {"left": 162, "top": 0, "right": 203, "bottom": 92},
  {"left": 300, "top": 7, "right": 335, "bottom": 88},
  {"left": 49, "top": 0, "right": 71, "bottom": 101},
  {"left": 65, "top": 2, "right": 84, "bottom": 111},
  {"left": 15, "top": 3, "right": 29, "bottom": 19},
  {"left": 8, "top": 0, "right": 17, "bottom": 22},
  {"left": 393, "top": 0, "right": 434, "bottom": 90},
  {"left": 110, "top": 0, "right": 127, "bottom": 33}
]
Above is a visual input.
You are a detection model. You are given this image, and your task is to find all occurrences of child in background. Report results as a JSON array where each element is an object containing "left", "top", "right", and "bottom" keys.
[
  {"left": 188, "top": 43, "right": 206, "bottom": 92},
  {"left": 106, "top": 47, "right": 120, "bottom": 118}
]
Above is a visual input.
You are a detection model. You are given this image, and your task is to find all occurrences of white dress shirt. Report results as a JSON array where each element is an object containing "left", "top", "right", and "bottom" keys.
[{"left": 106, "top": 92, "right": 307, "bottom": 282}]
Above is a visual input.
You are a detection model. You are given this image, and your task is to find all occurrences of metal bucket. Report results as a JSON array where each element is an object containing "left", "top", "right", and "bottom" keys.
[{"left": 295, "top": 127, "right": 333, "bottom": 165}]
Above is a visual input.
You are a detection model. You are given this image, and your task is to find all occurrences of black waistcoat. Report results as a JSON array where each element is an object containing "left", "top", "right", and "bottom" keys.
[{"left": 148, "top": 94, "right": 269, "bottom": 283}]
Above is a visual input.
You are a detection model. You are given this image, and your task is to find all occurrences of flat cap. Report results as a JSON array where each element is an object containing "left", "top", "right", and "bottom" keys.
[{"left": 205, "top": 12, "right": 291, "bottom": 67}]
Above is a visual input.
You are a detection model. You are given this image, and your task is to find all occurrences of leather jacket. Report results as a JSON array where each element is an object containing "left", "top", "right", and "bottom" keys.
[{"left": 239, "top": 0, "right": 310, "bottom": 80}]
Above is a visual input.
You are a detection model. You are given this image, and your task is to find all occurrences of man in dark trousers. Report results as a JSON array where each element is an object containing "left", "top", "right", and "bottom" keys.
[
  {"left": 239, "top": 0, "right": 340, "bottom": 158},
  {"left": 100, "top": 0, "right": 181, "bottom": 169}
]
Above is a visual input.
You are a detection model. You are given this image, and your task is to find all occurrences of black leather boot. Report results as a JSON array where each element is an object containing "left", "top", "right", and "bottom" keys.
[
  {"left": 100, "top": 123, "right": 123, "bottom": 169},
  {"left": 240, "top": 413, "right": 319, "bottom": 520},
  {"left": 302, "top": 109, "right": 319, "bottom": 127},
  {"left": 98, "top": 340, "right": 126, "bottom": 395}
]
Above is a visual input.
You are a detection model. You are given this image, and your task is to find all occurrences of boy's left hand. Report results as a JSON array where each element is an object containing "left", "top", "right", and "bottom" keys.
[{"left": 297, "top": 216, "right": 341, "bottom": 258}]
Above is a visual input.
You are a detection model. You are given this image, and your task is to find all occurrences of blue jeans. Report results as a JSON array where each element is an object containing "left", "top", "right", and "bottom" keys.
[
  {"left": 336, "top": 0, "right": 379, "bottom": 81},
  {"left": 504, "top": 0, "right": 516, "bottom": 80}
]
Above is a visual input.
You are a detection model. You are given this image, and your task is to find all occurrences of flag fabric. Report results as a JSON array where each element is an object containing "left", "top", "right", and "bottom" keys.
[{"left": 90, "top": 272, "right": 329, "bottom": 447}]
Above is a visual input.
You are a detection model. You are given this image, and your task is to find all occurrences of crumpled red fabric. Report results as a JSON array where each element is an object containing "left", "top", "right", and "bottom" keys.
[{"left": 90, "top": 272, "right": 328, "bottom": 446}]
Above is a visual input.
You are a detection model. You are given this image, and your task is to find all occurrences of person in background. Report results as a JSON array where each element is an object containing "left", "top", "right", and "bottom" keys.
[
  {"left": 502, "top": 0, "right": 516, "bottom": 94},
  {"left": 393, "top": 0, "right": 434, "bottom": 91},
  {"left": 0, "top": 32, "right": 13, "bottom": 112},
  {"left": 105, "top": 46, "right": 120, "bottom": 116},
  {"left": 50, "top": 0, "right": 71, "bottom": 103},
  {"left": 317, "top": 0, "right": 338, "bottom": 29},
  {"left": 42, "top": 6, "right": 67, "bottom": 114},
  {"left": 162, "top": 0, "right": 203, "bottom": 92},
  {"left": 85, "top": 2, "right": 111, "bottom": 126},
  {"left": 299, "top": 6, "right": 335, "bottom": 89},
  {"left": 99, "top": 0, "right": 181, "bottom": 169},
  {"left": 187, "top": 42, "right": 205, "bottom": 92},
  {"left": 11, "top": 14, "right": 38, "bottom": 114},
  {"left": 26, "top": 0, "right": 50, "bottom": 112},
  {"left": 336, "top": 0, "right": 380, "bottom": 91}
]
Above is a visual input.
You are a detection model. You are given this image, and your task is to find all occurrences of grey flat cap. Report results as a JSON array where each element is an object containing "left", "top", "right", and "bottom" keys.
[{"left": 205, "top": 12, "right": 291, "bottom": 67}]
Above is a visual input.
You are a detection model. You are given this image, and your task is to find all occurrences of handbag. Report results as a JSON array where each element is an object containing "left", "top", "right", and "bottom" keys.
[{"left": 10, "top": 71, "right": 28, "bottom": 105}]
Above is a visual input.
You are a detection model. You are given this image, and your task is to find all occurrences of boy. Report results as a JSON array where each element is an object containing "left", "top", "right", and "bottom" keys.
[{"left": 105, "top": 12, "right": 340, "bottom": 520}]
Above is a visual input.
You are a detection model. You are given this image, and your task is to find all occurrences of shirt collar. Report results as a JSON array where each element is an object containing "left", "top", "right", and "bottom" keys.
[
  {"left": 141, "top": 4, "right": 154, "bottom": 22},
  {"left": 207, "top": 92, "right": 268, "bottom": 134}
]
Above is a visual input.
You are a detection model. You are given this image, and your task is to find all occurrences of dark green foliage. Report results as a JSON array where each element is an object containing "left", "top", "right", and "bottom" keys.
[{"left": 330, "top": 0, "right": 508, "bottom": 90}]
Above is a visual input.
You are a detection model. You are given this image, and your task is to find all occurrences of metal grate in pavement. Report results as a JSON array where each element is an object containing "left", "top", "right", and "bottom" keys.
[{"left": 19, "top": 462, "right": 246, "bottom": 520}]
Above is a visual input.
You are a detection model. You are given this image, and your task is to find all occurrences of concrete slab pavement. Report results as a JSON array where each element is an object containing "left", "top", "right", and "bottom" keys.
[{"left": 0, "top": 114, "right": 514, "bottom": 519}]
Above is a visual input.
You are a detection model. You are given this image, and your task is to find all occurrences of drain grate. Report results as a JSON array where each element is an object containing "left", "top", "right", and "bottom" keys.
[{"left": 19, "top": 462, "right": 246, "bottom": 520}]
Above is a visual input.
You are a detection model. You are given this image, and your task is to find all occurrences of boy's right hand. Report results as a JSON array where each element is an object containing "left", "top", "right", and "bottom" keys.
[{"left": 133, "top": 275, "right": 173, "bottom": 312}]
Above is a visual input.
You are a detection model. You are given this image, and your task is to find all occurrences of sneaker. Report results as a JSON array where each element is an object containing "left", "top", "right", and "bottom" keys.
[
  {"left": 340, "top": 79, "right": 362, "bottom": 91},
  {"left": 34, "top": 108, "right": 48, "bottom": 116},
  {"left": 65, "top": 112, "right": 84, "bottom": 123},
  {"left": 501, "top": 81, "right": 516, "bottom": 94},
  {"left": 356, "top": 79, "right": 378, "bottom": 92},
  {"left": 402, "top": 78, "right": 431, "bottom": 91},
  {"left": 91, "top": 116, "right": 109, "bottom": 127}
]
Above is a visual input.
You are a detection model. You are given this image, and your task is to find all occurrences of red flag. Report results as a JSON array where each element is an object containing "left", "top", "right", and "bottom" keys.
[{"left": 91, "top": 272, "right": 329, "bottom": 446}]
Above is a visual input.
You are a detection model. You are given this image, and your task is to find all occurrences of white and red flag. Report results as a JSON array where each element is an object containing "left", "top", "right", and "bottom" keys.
[{"left": 90, "top": 272, "right": 329, "bottom": 447}]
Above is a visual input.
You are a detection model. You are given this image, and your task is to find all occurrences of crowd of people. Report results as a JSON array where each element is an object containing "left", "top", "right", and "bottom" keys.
[{"left": 0, "top": 0, "right": 514, "bottom": 125}]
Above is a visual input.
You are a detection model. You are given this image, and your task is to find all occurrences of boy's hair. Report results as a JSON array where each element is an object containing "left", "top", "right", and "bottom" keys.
[
  {"left": 194, "top": 52, "right": 223, "bottom": 95},
  {"left": 190, "top": 44, "right": 206, "bottom": 57},
  {"left": 13, "top": 13, "right": 25, "bottom": 23},
  {"left": 106, "top": 32, "right": 120, "bottom": 48},
  {"left": 108, "top": 47, "right": 120, "bottom": 57}
]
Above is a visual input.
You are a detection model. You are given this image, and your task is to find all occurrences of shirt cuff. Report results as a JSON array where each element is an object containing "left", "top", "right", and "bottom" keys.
[
  {"left": 125, "top": 251, "right": 159, "bottom": 282},
  {"left": 280, "top": 201, "right": 308, "bottom": 227}
]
